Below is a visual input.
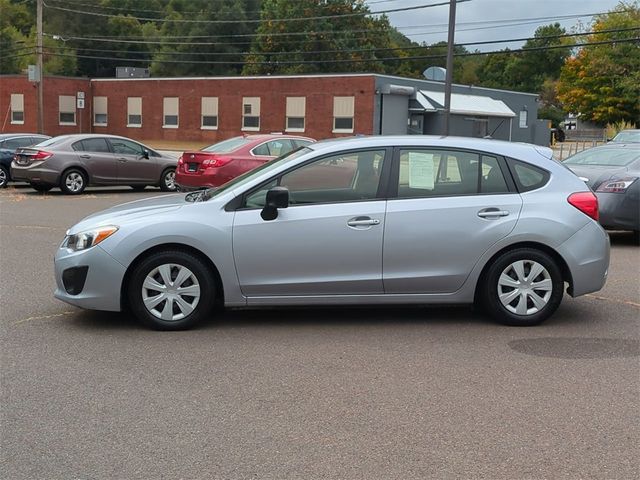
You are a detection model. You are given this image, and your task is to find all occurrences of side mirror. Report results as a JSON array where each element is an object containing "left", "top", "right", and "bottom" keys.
[
  {"left": 260, "top": 186, "right": 289, "bottom": 221},
  {"left": 142, "top": 149, "right": 150, "bottom": 159}
]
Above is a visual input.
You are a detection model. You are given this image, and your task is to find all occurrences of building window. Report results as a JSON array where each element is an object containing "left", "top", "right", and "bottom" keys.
[
  {"left": 93, "top": 96, "right": 107, "bottom": 126},
  {"left": 519, "top": 108, "right": 528, "bottom": 128},
  {"left": 242, "top": 97, "right": 260, "bottom": 131},
  {"left": 333, "top": 96, "right": 355, "bottom": 133},
  {"left": 58, "top": 95, "right": 76, "bottom": 125},
  {"left": 10, "top": 94, "right": 24, "bottom": 124},
  {"left": 285, "top": 97, "right": 306, "bottom": 132},
  {"left": 163, "top": 97, "right": 179, "bottom": 128},
  {"left": 201, "top": 97, "right": 218, "bottom": 129},
  {"left": 127, "top": 97, "right": 142, "bottom": 127}
]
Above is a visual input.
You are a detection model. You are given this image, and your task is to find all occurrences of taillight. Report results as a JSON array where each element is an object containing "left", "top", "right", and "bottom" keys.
[
  {"left": 595, "top": 177, "right": 638, "bottom": 193},
  {"left": 568, "top": 191, "right": 599, "bottom": 221},
  {"left": 177, "top": 154, "right": 184, "bottom": 166},
  {"left": 32, "top": 150, "right": 52, "bottom": 161},
  {"left": 202, "top": 156, "right": 231, "bottom": 168}
]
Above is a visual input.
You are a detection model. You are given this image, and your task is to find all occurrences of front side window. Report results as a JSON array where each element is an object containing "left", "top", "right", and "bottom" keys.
[
  {"left": 110, "top": 138, "right": 144, "bottom": 156},
  {"left": 396, "top": 149, "right": 510, "bottom": 198},
  {"left": 243, "top": 149, "right": 386, "bottom": 208}
]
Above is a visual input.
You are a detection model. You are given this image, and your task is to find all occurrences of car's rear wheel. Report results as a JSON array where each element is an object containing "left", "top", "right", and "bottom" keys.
[
  {"left": 159, "top": 168, "right": 177, "bottom": 192},
  {"left": 128, "top": 250, "right": 216, "bottom": 330},
  {"left": 481, "top": 248, "right": 563, "bottom": 326},
  {"left": 0, "top": 166, "right": 9, "bottom": 188},
  {"left": 60, "top": 169, "right": 87, "bottom": 195},
  {"left": 30, "top": 183, "right": 52, "bottom": 193}
]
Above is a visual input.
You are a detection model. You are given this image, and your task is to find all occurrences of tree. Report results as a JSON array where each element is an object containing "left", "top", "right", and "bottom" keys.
[
  {"left": 557, "top": 1, "right": 640, "bottom": 125},
  {"left": 242, "top": 0, "right": 394, "bottom": 75}
]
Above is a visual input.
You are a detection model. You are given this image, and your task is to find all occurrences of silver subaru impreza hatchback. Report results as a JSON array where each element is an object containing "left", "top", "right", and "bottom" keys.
[{"left": 54, "top": 136, "right": 609, "bottom": 330}]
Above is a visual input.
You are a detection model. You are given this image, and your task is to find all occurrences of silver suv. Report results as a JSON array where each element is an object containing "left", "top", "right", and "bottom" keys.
[{"left": 54, "top": 136, "right": 610, "bottom": 330}]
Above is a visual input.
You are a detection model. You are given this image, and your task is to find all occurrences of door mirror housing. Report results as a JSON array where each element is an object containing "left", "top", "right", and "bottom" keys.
[
  {"left": 260, "top": 186, "right": 289, "bottom": 221},
  {"left": 142, "top": 149, "right": 150, "bottom": 159}
]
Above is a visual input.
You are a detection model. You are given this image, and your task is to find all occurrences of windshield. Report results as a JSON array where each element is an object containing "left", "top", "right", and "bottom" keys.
[
  {"left": 563, "top": 147, "right": 639, "bottom": 167},
  {"left": 612, "top": 131, "right": 640, "bottom": 143},
  {"left": 200, "top": 146, "right": 313, "bottom": 201},
  {"left": 202, "top": 136, "right": 252, "bottom": 153}
]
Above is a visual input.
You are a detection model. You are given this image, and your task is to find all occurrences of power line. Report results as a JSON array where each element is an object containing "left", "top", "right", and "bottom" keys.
[
  {"left": 42, "top": 0, "right": 471, "bottom": 24},
  {"left": 42, "top": 27, "right": 640, "bottom": 58},
  {"left": 33, "top": 37, "right": 640, "bottom": 66}
]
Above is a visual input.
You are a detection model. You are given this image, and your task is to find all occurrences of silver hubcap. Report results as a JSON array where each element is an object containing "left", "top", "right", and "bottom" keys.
[
  {"left": 498, "top": 260, "right": 553, "bottom": 316},
  {"left": 164, "top": 170, "right": 176, "bottom": 190},
  {"left": 0, "top": 169, "right": 6, "bottom": 186},
  {"left": 142, "top": 263, "right": 201, "bottom": 321},
  {"left": 65, "top": 172, "right": 84, "bottom": 192}
]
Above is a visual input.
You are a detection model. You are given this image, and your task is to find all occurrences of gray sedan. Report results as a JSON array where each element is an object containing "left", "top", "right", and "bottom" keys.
[
  {"left": 564, "top": 143, "right": 639, "bottom": 239},
  {"left": 54, "top": 136, "right": 610, "bottom": 330},
  {"left": 11, "top": 134, "right": 177, "bottom": 194}
]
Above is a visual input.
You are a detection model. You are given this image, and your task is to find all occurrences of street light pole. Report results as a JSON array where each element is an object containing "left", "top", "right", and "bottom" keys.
[
  {"left": 443, "top": 0, "right": 457, "bottom": 136},
  {"left": 36, "top": 0, "right": 44, "bottom": 134}
]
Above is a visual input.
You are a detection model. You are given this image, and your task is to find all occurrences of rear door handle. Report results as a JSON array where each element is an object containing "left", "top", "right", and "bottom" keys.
[
  {"left": 347, "top": 217, "right": 380, "bottom": 227},
  {"left": 118, "top": 157, "right": 128, "bottom": 163},
  {"left": 477, "top": 209, "right": 510, "bottom": 218},
  {"left": 79, "top": 154, "right": 91, "bottom": 159}
]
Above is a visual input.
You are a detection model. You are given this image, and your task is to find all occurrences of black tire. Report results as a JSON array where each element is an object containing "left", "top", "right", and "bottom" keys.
[
  {"left": 60, "top": 168, "right": 87, "bottom": 195},
  {"left": 480, "top": 248, "right": 564, "bottom": 326},
  {"left": 130, "top": 185, "right": 147, "bottom": 191},
  {"left": 127, "top": 250, "right": 217, "bottom": 330},
  {"left": 159, "top": 168, "right": 177, "bottom": 192},
  {"left": 0, "top": 166, "right": 9, "bottom": 188},
  {"left": 30, "top": 183, "right": 53, "bottom": 193}
]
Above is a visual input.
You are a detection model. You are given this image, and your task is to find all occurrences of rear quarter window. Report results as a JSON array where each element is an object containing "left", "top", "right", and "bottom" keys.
[{"left": 508, "top": 159, "right": 550, "bottom": 192}]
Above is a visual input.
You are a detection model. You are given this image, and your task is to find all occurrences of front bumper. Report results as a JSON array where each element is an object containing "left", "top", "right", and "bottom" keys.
[
  {"left": 557, "top": 220, "right": 610, "bottom": 297},
  {"left": 597, "top": 190, "right": 640, "bottom": 231},
  {"left": 11, "top": 162, "right": 60, "bottom": 185},
  {"left": 54, "top": 244, "right": 126, "bottom": 312}
]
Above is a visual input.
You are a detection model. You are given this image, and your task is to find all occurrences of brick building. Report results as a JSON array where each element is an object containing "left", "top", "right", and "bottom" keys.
[{"left": 0, "top": 73, "right": 548, "bottom": 145}]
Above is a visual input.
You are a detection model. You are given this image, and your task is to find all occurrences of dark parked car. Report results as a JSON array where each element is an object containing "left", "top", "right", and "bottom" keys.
[
  {"left": 564, "top": 143, "right": 639, "bottom": 239},
  {"left": 176, "top": 134, "right": 314, "bottom": 191},
  {"left": 0, "top": 133, "right": 50, "bottom": 188},
  {"left": 11, "top": 134, "right": 178, "bottom": 194}
]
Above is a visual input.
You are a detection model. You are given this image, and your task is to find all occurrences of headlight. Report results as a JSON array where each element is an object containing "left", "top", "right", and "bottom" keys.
[{"left": 63, "top": 226, "right": 118, "bottom": 251}]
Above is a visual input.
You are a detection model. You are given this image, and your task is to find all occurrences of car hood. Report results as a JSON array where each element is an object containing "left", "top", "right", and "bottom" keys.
[
  {"left": 68, "top": 194, "right": 185, "bottom": 234},
  {"left": 564, "top": 164, "right": 628, "bottom": 189}
]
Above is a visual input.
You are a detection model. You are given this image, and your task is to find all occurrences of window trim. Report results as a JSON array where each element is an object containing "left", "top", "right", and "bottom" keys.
[{"left": 387, "top": 146, "right": 517, "bottom": 200}]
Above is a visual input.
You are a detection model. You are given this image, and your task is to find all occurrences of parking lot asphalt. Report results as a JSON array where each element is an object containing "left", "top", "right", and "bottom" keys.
[{"left": 1, "top": 185, "right": 639, "bottom": 479}]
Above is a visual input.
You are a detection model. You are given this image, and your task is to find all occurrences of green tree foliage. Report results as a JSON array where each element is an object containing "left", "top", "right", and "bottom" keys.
[
  {"left": 557, "top": 2, "right": 640, "bottom": 125},
  {"left": 0, "top": 0, "right": 32, "bottom": 73},
  {"left": 242, "top": 0, "right": 394, "bottom": 75}
]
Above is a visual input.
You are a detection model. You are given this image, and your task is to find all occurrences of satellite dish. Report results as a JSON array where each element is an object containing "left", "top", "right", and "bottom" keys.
[{"left": 423, "top": 66, "right": 446, "bottom": 82}]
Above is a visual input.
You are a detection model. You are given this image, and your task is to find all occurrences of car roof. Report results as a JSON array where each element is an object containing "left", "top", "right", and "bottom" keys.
[
  {"left": 0, "top": 133, "right": 50, "bottom": 140},
  {"left": 307, "top": 135, "right": 553, "bottom": 159},
  {"left": 243, "top": 134, "right": 314, "bottom": 141}
]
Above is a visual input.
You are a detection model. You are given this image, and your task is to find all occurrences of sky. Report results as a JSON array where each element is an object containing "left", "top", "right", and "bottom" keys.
[{"left": 366, "top": 0, "right": 625, "bottom": 51}]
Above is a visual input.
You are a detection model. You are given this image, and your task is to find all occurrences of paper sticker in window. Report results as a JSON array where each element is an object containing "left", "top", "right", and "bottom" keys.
[{"left": 408, "top": 152, "right": 434, "bottom": 189}]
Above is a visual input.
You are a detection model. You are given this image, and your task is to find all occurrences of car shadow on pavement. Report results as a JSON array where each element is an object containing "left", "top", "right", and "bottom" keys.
[
  {"left": 608, "top": 230, "right": 639, "bottom": 246},
  {"left": 69, "top": 305, "right": 494, "bottom": 332}
]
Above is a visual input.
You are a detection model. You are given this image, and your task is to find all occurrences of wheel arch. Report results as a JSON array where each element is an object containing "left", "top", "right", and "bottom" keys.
[
  {"left": 120, "top": 242, "right": 224, "bottom": 311},
  {"left": 473, "top": 241, "right": 574, "bottom": 304},
  {"left": 61, "top": 164, "right": 91, "bottom": 184}
]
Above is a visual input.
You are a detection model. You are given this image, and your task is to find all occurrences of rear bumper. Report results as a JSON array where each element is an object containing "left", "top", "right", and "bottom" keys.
[
  {"left": 597, "top": 189, "right": 640, "bottom": 232},
  {"left": 557, "top": 220, "right": 610, "bottom": 297},
  {"left": 11, "top": 163, "right": 59, "bottom": 185},
  {"left": 175, "top": 166, "right": 237, "bottom": 189}
]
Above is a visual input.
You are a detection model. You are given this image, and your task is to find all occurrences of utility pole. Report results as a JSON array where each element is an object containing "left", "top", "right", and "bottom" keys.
[
  {"left": 443, "top": 0, "right": 457, "bottom": 136},
  {"left": 36, "top": 0, "right": 44, "bottom": 134}
]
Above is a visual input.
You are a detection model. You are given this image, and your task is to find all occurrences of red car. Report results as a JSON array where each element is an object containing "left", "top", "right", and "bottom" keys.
[{"left": 176, "top": 134, "right": 314, "bottom": 190}]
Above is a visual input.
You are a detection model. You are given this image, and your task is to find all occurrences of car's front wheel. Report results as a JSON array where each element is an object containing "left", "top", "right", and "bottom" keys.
[
  {"left": 127, "top": 250, "right": 217, "bottom": 330},
  {"left": 481, "top": 248, "right": 564, "bottom": 326}
]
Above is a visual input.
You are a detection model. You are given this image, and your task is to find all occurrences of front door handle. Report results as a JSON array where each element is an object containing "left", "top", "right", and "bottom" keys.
[
  {"left": 79, "top": 154, "right": 90, "bottom": 159},
  {"left": 347, "top": 217, "right": 380, "bottom": 227},
  {"left": 118, "top": 157, "right": 128, "bottom": 163},
  {"left": 477, "top": 208, "right": 510, "bottom": 218}
]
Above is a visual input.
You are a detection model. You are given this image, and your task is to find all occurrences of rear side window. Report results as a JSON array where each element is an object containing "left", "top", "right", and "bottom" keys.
[
  {"left": 509, "top": 159, "right": 550, "bottom": 192},
  {"left": 80, "top": 138, "right": 110, "bottom": 153},
  {"left": 4, "top": 137, "right": 37, "bottom": 149}
]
